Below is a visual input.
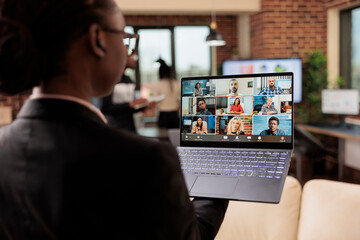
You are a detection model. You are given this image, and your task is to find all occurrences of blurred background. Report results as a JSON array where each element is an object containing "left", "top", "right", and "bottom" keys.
[{"left": 1, "top": 0, "right": 360, "bottom": 185}]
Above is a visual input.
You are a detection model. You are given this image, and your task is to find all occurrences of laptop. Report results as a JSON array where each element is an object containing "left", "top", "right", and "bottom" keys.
[{"left": 177, "top": 72, "right": 294, "bottom": 203}]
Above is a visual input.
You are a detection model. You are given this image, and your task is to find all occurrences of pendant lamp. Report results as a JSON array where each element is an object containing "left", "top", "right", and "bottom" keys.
[{"left": 205, "top": 1, "right": 226, "bottom": 46}]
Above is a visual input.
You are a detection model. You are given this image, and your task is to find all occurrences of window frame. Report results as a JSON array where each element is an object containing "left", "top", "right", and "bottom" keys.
[
  {"left": 129, "top": 25, "right": 212, "bottom": 88},
  {"left": 340, "top": 6, "right": 360, "bottom": 89}
]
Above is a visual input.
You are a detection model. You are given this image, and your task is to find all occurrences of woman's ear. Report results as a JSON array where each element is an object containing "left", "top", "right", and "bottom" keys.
[{"left": 88, "top": 24, "right": 106, "bottom": 58}]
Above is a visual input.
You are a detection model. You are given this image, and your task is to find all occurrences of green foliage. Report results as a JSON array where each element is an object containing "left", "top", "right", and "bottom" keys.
[
  {"left": 336, "top": 76, "right": 345, "bottom": 89},
  {"left": 297, "top": 50, "right": 328, "bottom": 123}
]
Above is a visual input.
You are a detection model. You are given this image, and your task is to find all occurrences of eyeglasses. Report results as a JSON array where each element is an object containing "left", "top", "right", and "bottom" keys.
[{"left": 101, "top": 27, "right": 139, "bottom": 56}]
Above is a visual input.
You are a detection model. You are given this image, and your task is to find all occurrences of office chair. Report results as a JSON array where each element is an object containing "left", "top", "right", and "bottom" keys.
[
  {"left": 298, "top": 179, "right": 360, "bottom": 239},
  {"left": 253, "top": 104, "right": 262, "bottom": 113}
]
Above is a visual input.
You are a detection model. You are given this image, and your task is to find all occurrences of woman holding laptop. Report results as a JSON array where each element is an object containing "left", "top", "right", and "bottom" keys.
[{"left": 0, "top": 0, "right": 227, "bottom": 238}]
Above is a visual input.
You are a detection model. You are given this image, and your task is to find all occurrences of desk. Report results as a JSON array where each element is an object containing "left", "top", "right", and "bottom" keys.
[
  {"left": 137, "top": 127, "right": 169, "bottom": 141},
  {"left": 296, "top": 123, "right": 360, "bottom": 179}
]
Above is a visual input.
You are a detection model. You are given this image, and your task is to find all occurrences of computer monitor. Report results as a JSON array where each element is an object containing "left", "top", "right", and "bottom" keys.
[
  {"left": 222, "top": 58, "right": 302, "bottom": 103},
  {"left": 321, "top": 89, "right": 359, "bottom": 115},
  {"left": 322, "top": 89, "right": 359, "bottom": 127}
]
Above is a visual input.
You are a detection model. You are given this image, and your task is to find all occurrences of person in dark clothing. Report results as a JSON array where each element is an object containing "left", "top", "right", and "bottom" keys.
[
  {"left": 195, "top": 99, "right": 213, "bottom": 115},
  {"left": 100, "top": 53, "right": 147, "bottom": 132},
  {"left": 0, "top": 0, "right": 228, "bottom": 239}
]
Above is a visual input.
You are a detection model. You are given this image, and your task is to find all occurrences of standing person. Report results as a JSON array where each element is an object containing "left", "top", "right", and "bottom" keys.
[
  {"left": 153, "top": 59, "right": 180, "bottom": 129},
  {"left": 0, "top": 1, "right": 228, "bottom": 239},
  {"left": 229, "top": 97, "right": 244, "bottom": 114},
  {"left": 100, "top": 52, "right": 147, "bottom": 132},
  {"left": 258, "top": 77, "right": 285, "bottom": 95}
]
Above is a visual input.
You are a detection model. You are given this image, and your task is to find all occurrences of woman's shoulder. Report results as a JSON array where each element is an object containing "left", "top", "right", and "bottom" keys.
[{"left": 101, "top": 127, "right": 169, "bottom": 152}]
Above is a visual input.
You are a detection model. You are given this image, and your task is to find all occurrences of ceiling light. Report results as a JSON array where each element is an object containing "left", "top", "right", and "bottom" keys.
[{"left": 205, "top": 2, "right": 226, "bottom": 47}]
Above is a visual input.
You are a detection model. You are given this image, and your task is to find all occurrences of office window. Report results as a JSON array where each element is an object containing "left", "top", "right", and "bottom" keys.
[
  {"left": 340, "top": 7, "right": 360, "bottom": 95},
  {"left": 137, "top": 29, "right": 172, "bottom": 84},
  {"left": 124, "top": 26, "right": 136, "bottom": 82},
  {"left": 174, "top": 26, "right": 211, "bottom": 79},
  {"left": 129, "top": 26, "right": 210, "bottom": 85},
  {"left": 351, "top": 8, "right": 360, "bottom": 92}
]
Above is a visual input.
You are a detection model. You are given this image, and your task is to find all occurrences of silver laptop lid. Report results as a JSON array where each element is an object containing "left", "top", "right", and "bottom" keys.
[{"left": 180, "top": 72, "right": 294, "bottom": 150}]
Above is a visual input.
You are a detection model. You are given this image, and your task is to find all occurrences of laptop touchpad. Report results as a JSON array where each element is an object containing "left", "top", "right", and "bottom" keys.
[
  {"left": 191, "top": 177, "right": 238, "bottom": 196},
  {"left": 184, "top": 174, "right": 197, "bottom": 190}
]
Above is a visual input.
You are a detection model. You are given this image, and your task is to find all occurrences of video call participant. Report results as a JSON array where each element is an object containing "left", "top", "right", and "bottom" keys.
[
  {"left": 227, "top": 117, "right": 245, "bottom": 135},
  {"left": 191, "top": 117, "right": 208, "bottom": 134},
  {"left": 281, "top": 101, "right": 292, "bottom": 113},
  {"left": 229, "top": 79, "right": 239, "bottom": 96},
  {"left": 195, "top": 98, "right": 213, "bottom": 115},
  {"left": 193, "top": 82, "right": 203, "bottom": 96},
  {"left": 258, "top": 77, "right": 285, "bottom": 95},
  {"left": 259, "top": 116, "right": 286, "bottom": 135},
  {"left": 261, "top": 97, "right": 278, "bottom": 115},
  {"left": 0, "top": 1, "right": 228, "bottom": 239},
  {"left": 229, "top": 98, "right": 244, "bottom": 114}
]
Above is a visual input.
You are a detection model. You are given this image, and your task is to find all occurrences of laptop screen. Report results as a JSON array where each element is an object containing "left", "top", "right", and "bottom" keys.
[{"left": 180, "top": 72, "right": 294, "bottom": 149}]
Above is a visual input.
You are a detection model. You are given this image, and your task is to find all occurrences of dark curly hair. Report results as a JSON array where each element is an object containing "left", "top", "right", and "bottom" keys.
[
  {"left": 157, "top": 58, "right": 175, "bottom": 91},
  {"left": 268, "top": 116, "right": 279, "bottom": 125},
  {"left": 0, "top": 0, "right": 117, "bottom": 95},
  {"left": 158, "top": 59, "right": 171, "bottom": 79}
]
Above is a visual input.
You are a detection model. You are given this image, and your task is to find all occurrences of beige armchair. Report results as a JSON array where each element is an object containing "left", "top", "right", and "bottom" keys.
[
  {"left": 215, "top": 176, "right": 360, "bottom": 240},
  {"left": 297, "top": 179, "right": 360, "bottom": 240},
  {"left": 215, "top": 176, "right": 301, "bottom": 240}
]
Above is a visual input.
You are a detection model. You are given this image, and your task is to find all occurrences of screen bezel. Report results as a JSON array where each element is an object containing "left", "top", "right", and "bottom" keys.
[{"left": 180, "top": 72, "right": 294, "bottom": 150}]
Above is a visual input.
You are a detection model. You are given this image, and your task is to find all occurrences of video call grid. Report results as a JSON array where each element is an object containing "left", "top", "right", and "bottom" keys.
[{"left": 181, "top": 76, "right": 293, "bottom": 138}]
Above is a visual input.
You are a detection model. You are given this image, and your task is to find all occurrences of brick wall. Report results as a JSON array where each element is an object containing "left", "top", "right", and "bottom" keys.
[
  {"left": 242, "top": 117, "right": 253, "bottom": 135},
  {"left": 250, "top": 0, "right": 327, "bottom": 62},
  {"left": 0, "top": 93, "right": 29, "bottom": 122}
]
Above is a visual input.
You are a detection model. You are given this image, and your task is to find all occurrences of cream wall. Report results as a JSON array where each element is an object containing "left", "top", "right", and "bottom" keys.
[
  {"left": 115, "top": 0, "right": 260, "bottom": 15},
  {"left": 327, "top": 2, "right": 360, "bottom": 88},
  {"left": 327, "top": 8, "right": 340, "bottom": 89},
  {"left": 237, "top": 14, "right": 251, "bottom": 59},
  {"left": 327, "top": 2, "right": 360, "bottom": 170},
  {"left": 345, "top": 140, "right": 360, "bottom": 170}
]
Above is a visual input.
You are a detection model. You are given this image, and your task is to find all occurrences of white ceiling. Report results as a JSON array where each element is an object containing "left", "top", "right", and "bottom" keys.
[{"left": 115, "top": 0, "right": 261, "bottom": 15}]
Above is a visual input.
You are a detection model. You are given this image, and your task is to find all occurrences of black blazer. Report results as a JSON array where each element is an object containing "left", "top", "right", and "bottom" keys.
[{"left": 0, "top": 99, "right": 227, "bottom": 240}]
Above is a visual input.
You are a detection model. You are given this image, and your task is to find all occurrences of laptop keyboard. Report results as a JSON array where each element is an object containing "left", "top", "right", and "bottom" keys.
[{"left": 178, "top": 148, "right": 289, "bottom": 179}]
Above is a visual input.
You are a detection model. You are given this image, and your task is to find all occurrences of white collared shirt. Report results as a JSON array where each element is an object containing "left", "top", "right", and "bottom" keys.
[{"left": 30, "top": 87, "right": 107, "bottom": 124}]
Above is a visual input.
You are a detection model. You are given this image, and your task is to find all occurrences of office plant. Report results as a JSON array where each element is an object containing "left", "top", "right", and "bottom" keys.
[{"left": 297, "top": 49, "right": 328, "bottom": 123}]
